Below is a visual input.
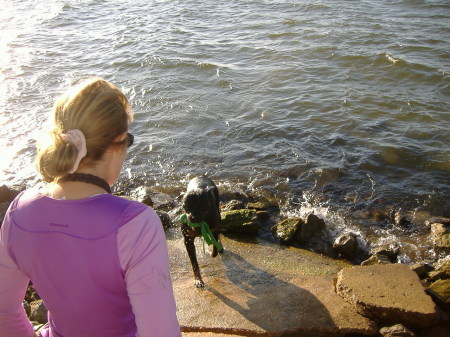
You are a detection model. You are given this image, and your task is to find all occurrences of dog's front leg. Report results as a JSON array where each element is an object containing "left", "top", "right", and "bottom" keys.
[{"left": 183, "top": 235, "right": 204, "bottom": 288}]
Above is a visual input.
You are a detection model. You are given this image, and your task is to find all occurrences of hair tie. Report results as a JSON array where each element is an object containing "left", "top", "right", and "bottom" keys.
[{"left": 62, "top": 129, "right": 87, "bottom": 173}]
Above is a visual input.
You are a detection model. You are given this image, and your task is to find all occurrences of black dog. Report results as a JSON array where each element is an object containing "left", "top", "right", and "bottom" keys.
[{"left": 181, "top": 176, "right": 223, "bottom": 287}]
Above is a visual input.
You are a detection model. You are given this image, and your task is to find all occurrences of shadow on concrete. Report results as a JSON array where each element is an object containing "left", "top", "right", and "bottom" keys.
[{"left": 207, "top": 250, "right": 336, "bottom": 336}]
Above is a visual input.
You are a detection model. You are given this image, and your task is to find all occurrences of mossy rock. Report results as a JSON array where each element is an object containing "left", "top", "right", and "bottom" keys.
[
  {"left": 247, "top": 199, "right": 279, "bottom": 210},
  {"left": 427, "top": 279, "right": 450, "bottom": 304},
  {"left": 221, "top": 209, "right": 260, "bottom": 235},
  {"left": 274, "top": 217, "right": 303, "bottom": 243}
]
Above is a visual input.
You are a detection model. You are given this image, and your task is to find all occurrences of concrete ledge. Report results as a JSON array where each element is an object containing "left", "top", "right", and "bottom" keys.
[{"left": 168, "top": 235, "right": 377, "bottom": 336}]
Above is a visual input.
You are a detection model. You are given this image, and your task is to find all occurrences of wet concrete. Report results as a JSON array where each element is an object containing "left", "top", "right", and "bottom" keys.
[{"left": 167, "top": 232, "right": 377, "bottom": 336}]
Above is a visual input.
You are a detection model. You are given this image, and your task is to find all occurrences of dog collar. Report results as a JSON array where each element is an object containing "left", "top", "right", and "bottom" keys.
[{"left": 180, "top": 214, "right": 222, "bottom": 251}]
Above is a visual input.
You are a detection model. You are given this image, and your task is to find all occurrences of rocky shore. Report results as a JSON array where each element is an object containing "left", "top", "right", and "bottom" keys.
[{"left": 1, "top": 184, "right": 449, "bottom": 336}]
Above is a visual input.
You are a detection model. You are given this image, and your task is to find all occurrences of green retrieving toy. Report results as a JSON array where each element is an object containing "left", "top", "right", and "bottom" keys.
[{"left": 180, "top": 214, "right": 222, "bottom": 252}]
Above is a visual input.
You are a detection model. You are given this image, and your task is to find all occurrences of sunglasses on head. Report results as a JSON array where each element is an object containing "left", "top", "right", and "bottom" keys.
[{"left": 126, "top": 132, "right": 134, "bottom": 147}]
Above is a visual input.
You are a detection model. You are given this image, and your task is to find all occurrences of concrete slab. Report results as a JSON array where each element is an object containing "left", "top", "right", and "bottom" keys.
[
  {"left": 335, "top": 264, "right": 439, "bottom": 329},
  {"left": 167, "top": 233, "right": 377, "bottom": 336}
]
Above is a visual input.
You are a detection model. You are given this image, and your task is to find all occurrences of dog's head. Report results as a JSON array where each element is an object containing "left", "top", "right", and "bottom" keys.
[{"left": 182, "top": 187, "right": 214, "bottom": 223}]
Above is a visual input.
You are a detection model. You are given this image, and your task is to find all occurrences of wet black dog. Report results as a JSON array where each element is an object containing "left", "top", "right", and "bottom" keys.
[{"left": 181, "top": 176, "right": 223, "bottom": 287}]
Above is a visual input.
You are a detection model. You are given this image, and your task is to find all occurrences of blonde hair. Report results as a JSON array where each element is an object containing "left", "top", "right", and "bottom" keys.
[{"left": 36, "top": 77, "right": 133, "bottom": 182}]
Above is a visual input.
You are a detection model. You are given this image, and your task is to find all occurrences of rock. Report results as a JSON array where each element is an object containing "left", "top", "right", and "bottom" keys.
[
  {"left": 371, "top": 245, "right": 400, "bottom": 262},
  {"left": 418, "top": 326, "right": 450, "bottom": 337},
  {"left": 428, "top": 269, "right": 449, "bottom": 282},
  {"left": 156, "top": 210, "right": 172, "bottom": 229},
  {"left": 361, "top": 253, "right": 392, "bottom": 266},
  {"left": 150, "top": 192, "right": 176, "bottom": 211},
  {"left": 430, "top": 222, "right": 450, "bottom": 254},
  {"left": 0, "top": 202, "right": 9, "bottom": 223},
  {"left": 222, "top": 200, "right": 246, "bottom": 211},
  {"left": 221, "top": 209, "right": 260, "bottom": 235},
  {"left": 273, "top": 217, "right": 303, "bottom": 243},
  {"left": 0, "top": 185, "right": 20, "bottom": 203},
  {"left": 335, "top": 264, "right": 439, "bottom": 328},
  {"left": 435, "top": 257, "right": 450, "bottom": 277},
  {"left": 333, "top": 233, "right": 358, "bottom": 259},
  {"left": 410, "top": 263, "right": 433, "bottom": 279},
  {"left": 379, "top": 324, "right": 417, "bottom": 337},
  {"left": 297, "top": 213, "right": 325, "bottom": 244},
  {"left": 365, "top": 208, "right": 390, "bottom": 222},
  {"left": 23, "top": 301, "right": 31, "bottom": 317},
  {"left": 25, "top": 282, "right": 40, "bottom": 303},
  {"left": 129, "top": 186, "right": 175, "bottom": 211},
  {"left": 168, "top": 205, "right": 183, "bottom": 218},
  {"left": 393, "top": 209, "right": 411, "bottom": 228},
  {"left": 219, "top": 189, "right": 249, "bottom": 204},
  {"left": 129, "top": 186, "right": 154, "bottom": 206},
  {"left": 247, "top": 199, "right": 279, "bottom": 211},
  {"left": 426, "top": 279, "right": 450, "bottom": 305},
  {"left": 29, "top": 300, "right": 48, "bottom": 324},
  {"left": 256, "top": 211, "right": 270, "bottom": 223},
  {"left": 425, "top": 217, "right": 450, "bottom": 227},
  {"left": 246, "top": 201, "right": 267, "bottom": 210}
]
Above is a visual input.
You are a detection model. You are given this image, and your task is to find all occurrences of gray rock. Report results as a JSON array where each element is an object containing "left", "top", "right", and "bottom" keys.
[
  {"left": 379, "top": 324, "right": 417, "bottom": 337},
  {"left": 336, "top": 264, "right": 439, "bottom": 328},
  {"left": 129, "top": 186, "right": 154, "bottom": 206},
  {"left": 0, "top": 185, "right": 20, "bottom": 203},
  {"left": 361, "top": 253, "right": 392, "bottom": 266},
  {"left": 393, "top": 209, "right": 411, "bottom": 228},
  {"left": 222, "top": 199, "right": 246, "bottom": 211},
  {"left": 371, "top": 245, "right": 400, "bottom": 262},
  {"left": 256, "top": 211, "right": 270, "bottom": 223},
  {"left": 430, "top": 222, "right": 450, "bottom": 254},
  {"left": 425, "top": 217, "right": 450, "bottom": 227},
  {"left": 333, "top": 233, "right": 358, "bottom": 259},
  {"left": 23, "top": 301, "right": 31, "bottom": 317},
  {"left": 0, "top": 202, "right": 9, "bottom": 223},
  {"left": 417, "top": 326, "right": 450, "bottom": 337},
  {"left": 129, "top": 186, "right": 175, "bottom": 211},
  {"left": 29, "top": 300, "right": 48, "bottom": 324},
  {"left": 156, "top": 210, "right": 172, "bottom": 229},
  {"left": 221, "top": 209, "right": 260, "bottom": 235},
  {"left": 434, "top": 257, "right": 450, "bottom": 278},
  {"left": 297, "top": 214, "right": 325, "bottom": 244},
  {"left": 410, "top": 263, "right": 433, "bottom": 279}
]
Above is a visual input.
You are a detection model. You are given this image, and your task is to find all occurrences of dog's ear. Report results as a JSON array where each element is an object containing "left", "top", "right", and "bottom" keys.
[
  {"left": 206, "top": 186, "right": 216, "bottom": 195},
  {"left": 206, "top": 186, "right": 217, "bottom": 202}
]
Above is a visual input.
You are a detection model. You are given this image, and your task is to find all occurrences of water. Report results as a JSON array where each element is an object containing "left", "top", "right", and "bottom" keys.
[{"left": 1, "top": 0, "right": 449, "bottom": 263}]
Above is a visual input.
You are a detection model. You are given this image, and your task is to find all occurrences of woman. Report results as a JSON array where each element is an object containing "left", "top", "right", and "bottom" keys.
[{"left": 0, "top": 78, "right": 181, "bottom": 337}]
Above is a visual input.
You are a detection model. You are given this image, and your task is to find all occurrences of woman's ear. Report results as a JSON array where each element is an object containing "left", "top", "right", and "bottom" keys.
[{"left": 114, "top": 132, "right": 127, "bottom": 143}]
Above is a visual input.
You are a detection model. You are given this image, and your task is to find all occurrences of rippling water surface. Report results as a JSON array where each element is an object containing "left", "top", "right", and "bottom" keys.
[{"left": 1, "top": 0, "right": 449, "bottom": 263}]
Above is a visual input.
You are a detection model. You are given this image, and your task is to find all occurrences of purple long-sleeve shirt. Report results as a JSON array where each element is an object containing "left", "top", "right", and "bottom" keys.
[{"left": 0, "top": 187, "right": 181, "bottom": 337}]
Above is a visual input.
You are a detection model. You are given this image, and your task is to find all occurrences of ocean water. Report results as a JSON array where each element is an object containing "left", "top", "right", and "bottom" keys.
[{"left": 1, "top": 0, "right": 449, "bottom": 263}]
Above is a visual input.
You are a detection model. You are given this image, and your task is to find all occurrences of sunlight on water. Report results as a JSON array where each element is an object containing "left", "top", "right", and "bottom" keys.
[
  {"left": 0, "top": 0, "right": 449, "bottom": 263},
  {"left": 0, "top": 146, "right": 16, "bottom": 174}
]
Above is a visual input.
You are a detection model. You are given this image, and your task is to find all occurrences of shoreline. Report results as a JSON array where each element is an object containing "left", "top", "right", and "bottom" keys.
[{"left": 1, "top": 184, "right": 449, "bottom": 336}]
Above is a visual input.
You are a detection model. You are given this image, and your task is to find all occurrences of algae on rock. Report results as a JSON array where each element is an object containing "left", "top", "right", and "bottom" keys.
[{"left": 221, "top": 209, "right": 260, "bottom": 235}]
